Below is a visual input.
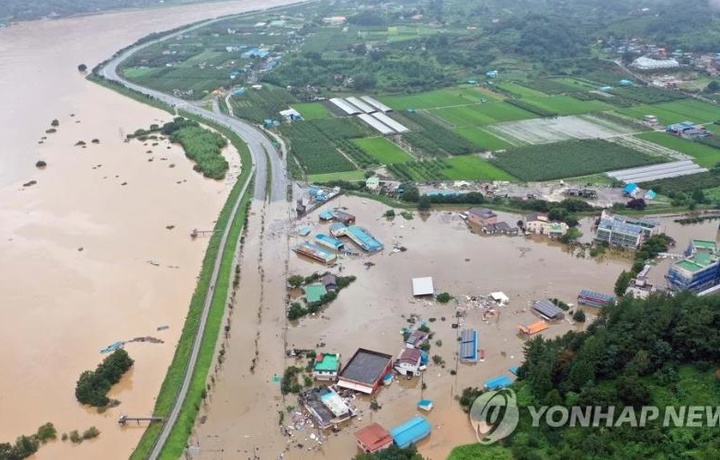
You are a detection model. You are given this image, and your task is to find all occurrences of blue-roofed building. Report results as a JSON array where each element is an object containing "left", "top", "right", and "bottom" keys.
[
  {"left": 619, "top": 79, "right": 633, "bottom": 86},
  {"left": 509, "top": 366, "right": 520, "bottom": 376},
  {"left": 484, "top": 375, "right": 513, "bottom": 391},
  {"left": 577, "top": 289, "right": 616, "bottom": 308},
  {"left": 319, "top": 210, "right": 335, "bottom": 221},
  {"left": 315, "top": 234, "right": 344, "bottom": 251},
  {"left": 600, "top": 86, "right": 613, "bottom": 92},
  {"left": 667, "top": 239, "right": 720, "bottom": 293},
  {"left": 389, "top": 416, "right": 432, "bottom": 448},
  {"left": 623, "top": 183, "right": 639, "bottom": 196},
  {"left": 345, "top": 226, "right": 383, "bottom": 252},
  {"left": 594, "top": 211, "right": 659, "bottom": 249},
  {"left": 459, "top": 329, "right": 478, "bottom": 363},
  {"left": 329, "top": 222, "right": 347, "bottom": 237},
  {"left": 486, "top": 70, "right": 498, "bottom": 78},
  {"left": 645, "top": 190, "right": 657, "bottom": 200}
]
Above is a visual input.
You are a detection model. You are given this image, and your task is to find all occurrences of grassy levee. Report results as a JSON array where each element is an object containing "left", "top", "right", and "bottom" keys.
[
  {"left": 130, "top": 114, "right": 254, "bottom": 460},
  {"left": 87, "top": 74, "right": 175, "bottom": 113}
]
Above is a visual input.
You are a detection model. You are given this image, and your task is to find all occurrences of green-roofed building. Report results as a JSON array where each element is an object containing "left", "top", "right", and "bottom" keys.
[
  {"left": 305, "top": 283, "right": 327, "bottom": 303},
  {"left": 667, "top": 239, "right": 720, "bottom": 293},
  {"left": 313, "top": 353, "right": 341, "bottom": 381}
]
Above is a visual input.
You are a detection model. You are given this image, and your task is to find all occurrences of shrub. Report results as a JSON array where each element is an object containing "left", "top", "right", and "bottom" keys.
[
  {"left": 69, "top": 430, "right": 82, "bottom": 444},
  {"left": 82, "top": 427, "right": 100, "bottom": 440},
  {"left": 36, "top": 423, "right": 57, "bottom": 443},
  {"left": 436, "top": 292, "right": 452, "bottom": 303},
  {"left": 572, "top": 310, "right": 586, "bottom": 323}
]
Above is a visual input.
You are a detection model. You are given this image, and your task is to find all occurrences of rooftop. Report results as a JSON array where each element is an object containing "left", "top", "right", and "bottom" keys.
[
  {"left": 314, "top": 353, "right": 340, "bottom": 373},
  {"left": 305, "top": 283, "right": 327, "bottom": 303},
  {"left": 339, "top": 348, "right": 393, "bottom": 385},
  {"left": 412, "top": 277, "right": 434, "bottom": 296},
  {"left": 355, "top": 423, "right": 393, "bottom": 453},
  {"left": 676, "top": 253, "right": 717, "bottom": 273},
  {"left": 692, "top": 239, "right": 717, "bottom": 252},
  {"left": 598, "top": 219, "right": 644, "bottom": 237},
  {"left": 397, "top": 348, "right": 422, "bottom": 365},
  {"left": 469, "top": 207, "right": 497, "bottom": 219},
  {"left": 390, "top": 416, "right": 432, "bottom": 449}
]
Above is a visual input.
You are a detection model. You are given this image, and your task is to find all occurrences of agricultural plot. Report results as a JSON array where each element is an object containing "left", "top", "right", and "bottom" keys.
[
  {"left": 644, "top": 172, "right": 720, "bottom": 194},
  {"left": 354, "top": 138, "right": 412, "bottom": 164},
  {"left": 440, "top": 156, "right": 516, "bottom": 181},
  {"left": 230, "top": 86, "right": 299, "bottom": 123},
  {"left": 486, "top": 115, "right": 637, "bottom": 146},
  {"left": 308, "top": 171, "right": 366, "bottom": 183},
  {"left": 619, "top": 100, "right": 720, "bottom": 125},
  {"left": 635, "top": 132, "right": 720, "bottom": 168},
  {"left": 521, "top": 96, "right": 612, "bottom": 115},
  {"left": 455, "top": 127, "right": 514, "bottom": 150},
  {"left": 490, "top": 139, "right": 665, "bottom": 181},
  {"left": 291, "top": 102, "right": 333, "bottom": 120},
  {"left": 400, "top": 112, "right": 478, "bottom": 155},
  {"left": 496, "top": 82, "right": 548, "bottom": 98},
  {"left": 430, "top": 102, "right": 536, "bottom": 127},
  {"left": 379, "top": 87, "right": 490, "bottom": 110}
]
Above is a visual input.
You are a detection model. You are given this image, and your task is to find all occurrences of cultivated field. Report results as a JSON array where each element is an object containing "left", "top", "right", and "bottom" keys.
[
  {"left": 619, "top": 100, "right": 720, "bottom": 125},
  {"left": 522, "top": 95, "right": 612, "bottom": 115},
  {"left": 486, "top": 114, "right": 637, "bottom": 145},
  {"left": 430, "top": 102, "right": 537, "bottom": 127},
  {"left": 636, "top": 132, "right": 720, "bottom": 167},
  {"left": 495, "top": 81, "right": 548, "bottom": 98},
  {"left": 291, "top": 102, "right": 333, "bottom": 120},
  {"left": 307, "top": 170, "right": 366, "bottom": 183},
  {"left": 441, "top": 155, "right": 516, "bottom": 180},
  {"left": 455, "top": 127, "right": 514, "bottom": 150},
  {"left": 354, "top": 137, "right": 413, "bottom": 164},
  {"left": 379, "top": 87, "right": 489, "bottom": 110},
  {"left": 490, "top": 139, "right": 665, "bottom": 181}
]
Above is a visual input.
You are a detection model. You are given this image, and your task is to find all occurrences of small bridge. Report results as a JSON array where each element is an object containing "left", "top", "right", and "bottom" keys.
[
  {"left": 190, "top": 228, "right": 215, "bottom": 239},
  {"left": 118, "top": 415, "right": 165, "bottom": 426}
]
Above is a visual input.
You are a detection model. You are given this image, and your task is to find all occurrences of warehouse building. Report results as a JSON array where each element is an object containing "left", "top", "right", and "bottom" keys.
[
  {"left": 577, "top": 289, "right": 616, "bottom": 308},
  {"left": 293, "top": 242, "right": 337, "bottom": 265},
  {"left": 337, "top": 348, "right": 393, "bottom": 394},
  {"left": 631, "top": 56, "right": 680, "bottom": 70},
  {"left": 459, "top": 329, "right": 479, "bottom": 363},
  {"left": 531, "top": 299, "right": 565, "bottom": 321},
  {"left": 389, "top": 416, "right": 432, "bottom": 449},
  {"left": 315, "top": 233, "right": 344, "bottom": 251},
  {"left": 484, "top": 375, "right": 514, "bottom": 390},
  {"left": 594, "top": 211, "right": 660, "bottom": 248}
]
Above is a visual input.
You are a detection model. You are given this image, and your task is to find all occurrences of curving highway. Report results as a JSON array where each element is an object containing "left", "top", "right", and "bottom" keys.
[{"left": 95, "top": 15, "right": 288, "bottom": 460}]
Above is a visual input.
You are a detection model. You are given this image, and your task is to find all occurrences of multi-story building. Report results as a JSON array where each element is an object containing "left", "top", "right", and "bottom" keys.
[
  {"left": 524, "top": 213, "right": 568, "bottom": 237},
  {"left": 666, "top": 239, "right": 720, "bottom": 293},
  {"left": 594, "top": 211, "right": 661, "bottom": 248}
]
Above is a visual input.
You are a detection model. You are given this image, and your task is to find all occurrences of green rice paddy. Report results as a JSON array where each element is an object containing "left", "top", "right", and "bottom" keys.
[
  {"left": 635, "top": 132, "right": 720, "bottom": 168},
  {"left": 522, "top": 95, "right": 612, "bottom": 115},
  {"left": 353, "top": 137, "right": 413, "bottom": 164},
  {"left": 440, "top": 156, "right": 516, "bottom": 180},
  {"left": 619, "top": 100, "right": 720, "bottom": 125},
  {"left": 455, "top": 127, "right": 514, "bottom": 150},
  {"left": 291, "top": 102, "right": 333, "bottom": 120},
  {"left": 379, "top": 86, "right": 496, "bottom": 110},
  {"left": 430, "top": 102, "right": 537, "bottom": 127},
  {"left": 496, "top": 82, "right": 547, "bottom": 98}
]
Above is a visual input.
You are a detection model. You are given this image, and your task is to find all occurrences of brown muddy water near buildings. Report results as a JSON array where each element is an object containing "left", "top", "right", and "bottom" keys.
[{"left": 0, "top": 0, "right": 297, "bottom": 458}]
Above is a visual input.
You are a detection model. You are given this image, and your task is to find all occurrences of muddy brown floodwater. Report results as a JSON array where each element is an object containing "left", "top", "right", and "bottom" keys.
[{"left": 0, "top": 0, "right": 298, "bottom": 459}]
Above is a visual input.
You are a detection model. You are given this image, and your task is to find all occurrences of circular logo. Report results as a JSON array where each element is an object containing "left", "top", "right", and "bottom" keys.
[{"left": 469, "top": 388, "right": 519, "bottom": 444}]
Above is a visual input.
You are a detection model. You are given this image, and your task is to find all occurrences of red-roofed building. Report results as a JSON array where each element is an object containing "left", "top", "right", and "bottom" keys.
[
  {"left": 394, "top": 348, "right": 422, "bottom": 378},
  {"left": 355, "top": 423, "right": 393, "bottom": 453}
]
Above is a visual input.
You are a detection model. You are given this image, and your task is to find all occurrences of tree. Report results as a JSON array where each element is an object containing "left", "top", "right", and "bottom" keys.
[
  {"left": 400, "top": 184, "right": 419, "bottom": 202},
  {"left": 36, "top": 423, "right": 57, "bottom": 443},
  {"left": 436, "top": 292, "right": 452, "bottom": 303},
  {"left": 706, "top": 80, "right": 720, "bottom": 93},
  {"left": 78, "top": 64, "right": 87, "bottom": 72},
  {"left": 287, "top": 275, "right": 305, "bottom": 288},
  {"left": 50, "top": 119, "right": 59, "bottom": 127},
  {"left": 417, "top": 196, "right": 431, "bottom": 211},
  {"left": 572, "top": 309, "right": 586, "bottom": 323},
  {"left": 614, "top": 270, "right": 633, "bottom": 297},
  {"left": 626, "top": 198, "right": 646, "bottom": 210}
]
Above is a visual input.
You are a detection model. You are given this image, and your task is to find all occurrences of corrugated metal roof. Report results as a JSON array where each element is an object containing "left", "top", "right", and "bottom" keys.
[
  {"left": 389, "top": 416, "right": 432, "bottom": 449},
  {"left": 484, "top": 375, "right": 513, "bottom": 390},
  {"left": 532, "top": 299, "right": 564, "bottom": 319},
  {"left": 578, "top": 290, "right": 615, "bottom": 302}
]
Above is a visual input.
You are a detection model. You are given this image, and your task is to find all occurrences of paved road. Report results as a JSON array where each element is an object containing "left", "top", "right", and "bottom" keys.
[
  {"left": 99, "top": 18, "right": 288, "bottom": 202},
  {"left": 95, "top": 16, "right": 288, "bottom": 460}
]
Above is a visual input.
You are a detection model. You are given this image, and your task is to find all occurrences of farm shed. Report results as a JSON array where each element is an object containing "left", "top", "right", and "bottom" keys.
[
  {"left": 459, "top": 329, "right": 478, "bottom": 363},
  {"left": 411, "top": 277, "right": 434, "bottom": 297},
  {"left": 346, "top": 226, "right": 383, "bottom": 252},
  {"left": 332, "top": 210, "right": 356, "bottom": 225},
  {"left": 405, "top": 330, "right": 429, "bottom": 348},
  {"left": 390, "top": 416, "right": 432, "bottom": 449},
  {"left": 355, "top": 423, "right": 393, "bottom": 453},
  {"left": 361, "top": 95, "right": 392, "bottom": 113},
  {"left": 531, "top": 299, "right": 565, "bottom": 321},
  {"left": 484, "top": 375, "right": 514, "bottom": 391},
  {"left": 293, "top": 242, "right": 337, "bottom": 265},
  {"left": 577, "top": 289, "right": 615, "bottom": 308},
  {"left": 337, "top": 348, "right": 393, "bottom": 394},
  {"left": 315, "top": 233, "right": 344, "bottom": 251}
]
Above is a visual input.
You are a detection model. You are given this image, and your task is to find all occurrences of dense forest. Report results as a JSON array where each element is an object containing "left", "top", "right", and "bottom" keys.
[
  {"left": 0, "top": 0, "right": 201, "bottom": 22},
  {"left": 450, "top": 292, "right": 720, "bottom": 459}
]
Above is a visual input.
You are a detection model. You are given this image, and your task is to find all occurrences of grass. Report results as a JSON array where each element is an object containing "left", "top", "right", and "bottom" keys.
[
  {"left": 455, "top": 127, "right": 514, "bottom": 150},
  {"left": 379, "top": 86, "right": 494, "bottom": 110},
  {"left": 521, "top": 95, "right": 612, "bottom": 115},
  {"left": 307, "top": 170, "right": 366, "bottom": 183},
  {"left": 430, "top": 102, "right": 536, "bottom": 127},
  {"left": 491, "top": 139, "right": 665, "bottom": 181},
  {"left": 88, "top": 74, "right": 174, "bottom": 113},
  {"left": 635, "top": 132, "right": 720, "bottom": 168},
  {"left": 619, "top": 99, "right": 720, "bottom": 125},
  {"left": 441, "top": 156, "right": 516, "bottom": 180},
  {"left": 130, "top": 115, "right": 254, "bottom": 460},
  {"left": 291, "top": 102, "right": 333, "bottom": 120},
  {"left": 353, "top": 137, "right": 412, "bottom": 164},
  {"left": 496, "top": 81, "right": 548, "bottom": 98}
]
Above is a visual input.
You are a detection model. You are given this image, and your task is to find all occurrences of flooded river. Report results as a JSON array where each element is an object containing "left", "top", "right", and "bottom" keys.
[{"left": 0, "top": 1, "right": 296, "bottom": 458}]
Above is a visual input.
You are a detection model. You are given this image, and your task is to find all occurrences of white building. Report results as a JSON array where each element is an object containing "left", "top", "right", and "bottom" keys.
[
  {"left": 394, "top": 348, "right": 422, "bottom": 378},
  {"left": 631, "top": 57, "right": 680, "bottom": 70}
]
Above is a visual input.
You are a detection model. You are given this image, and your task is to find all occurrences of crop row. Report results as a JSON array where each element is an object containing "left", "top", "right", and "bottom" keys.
[
  {"left": 280, "top": 122, "right": 355, "bottom": 174},
  {"left": 505, "top": 98, "right": 558, "bottom": 118},
  {"left": 519, "top": 79, "right": 575, "bottom": 95},
  {"left": 644, "top": 171, "right": 720, "bottom": 194},
  {"left": 697, "top": 136, "right": 720, "bottom": 150},
  {"left": 490, "top": 139, "right": 664, "bottom": 181},
  {"left": 401, "top": 113, "right": 478, "bottom": 155},
  {"left": 231, "top": 87, "right": 299, "bottom": 123},
  {"left": 387, "top": 159, "right": 448, "bottom": 181}
]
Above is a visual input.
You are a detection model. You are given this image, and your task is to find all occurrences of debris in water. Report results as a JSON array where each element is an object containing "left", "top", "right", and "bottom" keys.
[{"left": 157, "top": 325, "right": 170, "bottom": 331}]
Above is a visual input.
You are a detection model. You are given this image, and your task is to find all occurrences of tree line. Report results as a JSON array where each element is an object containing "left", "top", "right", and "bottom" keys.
[{"left": 75, "top": 349, "right": 134, "bottom": 407}]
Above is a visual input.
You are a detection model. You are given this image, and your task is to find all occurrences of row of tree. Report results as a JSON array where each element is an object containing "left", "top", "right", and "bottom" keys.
[{"left": 75, "top": 349, "right": 134, "bottom": 407}]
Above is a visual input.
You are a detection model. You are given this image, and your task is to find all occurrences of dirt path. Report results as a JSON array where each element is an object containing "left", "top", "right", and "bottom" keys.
[{"left": 193, "top": 198, "right": 292, "bottom": 459}]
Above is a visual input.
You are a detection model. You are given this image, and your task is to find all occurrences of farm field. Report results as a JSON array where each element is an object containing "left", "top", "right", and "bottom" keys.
[
  {"left": 455, "top": 127, "right": 515, "bottom": 150},
  {"left": 522, "top": 95, "right": 613, "bottom": 115},
  {"left": 486, "top": 114, "right": 636, "bottom": 146},
  {"left": 635, "top": 132, "right": 720, "bottom": 167},
  {"left": 619, "top": 100, "right": 720, "bottom": 125},
  {"left": 353, "top": 137, "right": 413, "bottom": 164},
  {"left": 440, "top": 156, "right": 516, "bottom": 180},
  {"left": 495, "top": 81, "right": 547, "bottom": 98},
  {"left": 308, "top": 170, "right": 366, "bottom": 183},
  {"left": 291, "top": 102, "right": 333, "bottom": 120},
  {"left": 379, "top": 86, "right": 493, "bottom": 110},
  {"left": 430, "top": 102, "right": 536, "bottom": 127},
  {"left": 490, "top": 139, "right": 666, "bottom": 181}
]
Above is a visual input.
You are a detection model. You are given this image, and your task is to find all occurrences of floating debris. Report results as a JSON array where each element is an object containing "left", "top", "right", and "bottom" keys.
[
  {"left": 157, "top": 325, "right": 170, "bottom": 331},
  {"left": 100, "top": 341, "right": 124, "bottom": 354},
  {"left": 147, "top": 260, "right": 160, "bottom": 266}
]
